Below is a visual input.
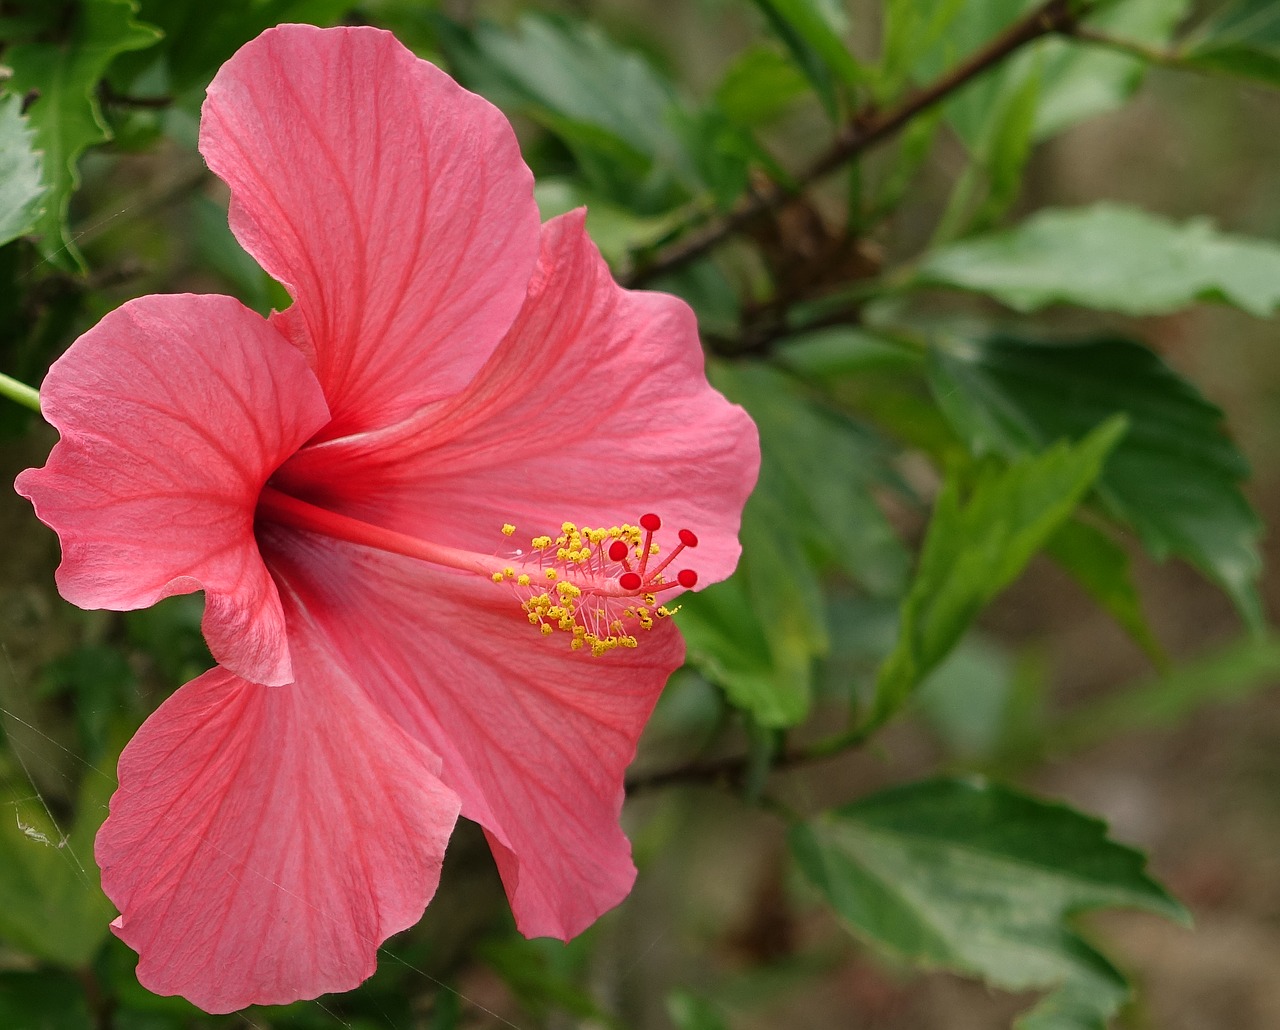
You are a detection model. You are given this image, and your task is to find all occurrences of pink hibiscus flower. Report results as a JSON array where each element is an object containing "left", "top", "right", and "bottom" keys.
[{"left": 15, "top": 24, "right": 757, "bottom": 1014}]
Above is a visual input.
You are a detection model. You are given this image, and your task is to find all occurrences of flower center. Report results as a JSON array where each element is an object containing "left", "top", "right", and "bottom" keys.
[{"left": 256, "top": 487, "right": 699, "bottom": 656}]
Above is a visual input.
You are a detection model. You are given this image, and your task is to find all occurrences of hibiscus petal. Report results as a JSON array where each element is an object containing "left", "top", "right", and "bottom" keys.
[
  {"left": 96, "top": 607, "right": 459, "bottom": 1014},
  {"left": 15, "top": 295, "right": 329, "bottom": 686},
  {"left": 200, "top": 24, "right": 541, "bottom": 436},
  {"left": 264, "top": 528, "right": 682, "bottom": 940},
  {"left": 277, "top": 210, "right": 759, "bottom": 588}
]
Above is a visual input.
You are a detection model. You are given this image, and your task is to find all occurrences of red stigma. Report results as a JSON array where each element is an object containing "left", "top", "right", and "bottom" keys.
[
  {"left": 608, "top": 540, "right": 629, "bottom": 562},
  {"left": 677, "top": 569, "right": 698, "bottom": 588},
  {"left": 678, "top": 528, "right": 698, "bottom": 547},
  {"left": 639, "top": 513, "right": 661, "bottom": 532},
  {"left": 619, "top": 571, "right": 642, "bottom": 591}
]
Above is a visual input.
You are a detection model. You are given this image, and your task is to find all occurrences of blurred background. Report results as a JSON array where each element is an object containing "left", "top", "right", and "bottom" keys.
[{"left": 3, "top": 0, "right": 1280, "bottom": 1027}]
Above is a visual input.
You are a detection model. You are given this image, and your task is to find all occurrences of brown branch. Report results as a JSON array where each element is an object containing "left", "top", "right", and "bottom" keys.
[
  {"left": 623, "top": 0, "right": 1093, "bottom": 288},
  {"left": 626, "top": 725, "right": 870, "bottom": 794}
]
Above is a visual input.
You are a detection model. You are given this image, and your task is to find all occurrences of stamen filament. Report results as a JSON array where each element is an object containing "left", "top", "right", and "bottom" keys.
[
  {"left": 636, "top": 513, "right": 661, "bottom": 577},
  {"left": 258, "top": 486, "right": 495, "bottom": 578},
  {"left": 647, "top": 542, "right": 687, "bottom": 580}
]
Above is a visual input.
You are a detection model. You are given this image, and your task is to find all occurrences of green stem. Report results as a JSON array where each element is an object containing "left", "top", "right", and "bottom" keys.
[{"left": 0, "top": 372, "right": 41, "bottom": 414}]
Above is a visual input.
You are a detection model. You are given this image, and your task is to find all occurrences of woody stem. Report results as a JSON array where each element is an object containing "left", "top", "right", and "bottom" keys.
[{"left": 624, "top": 0, "right": 1092, "bottom": 287}]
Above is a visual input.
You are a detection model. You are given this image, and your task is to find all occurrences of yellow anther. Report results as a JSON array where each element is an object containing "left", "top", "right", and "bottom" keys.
[
  {"left": 492, "top": 572, "right": 505, "bottom": 583},
  {"left": 510, "top": 510, "right": 689, "bottom": 656},
  {"left": 501, "top": 523, "right": 516, "bottom": 537}
]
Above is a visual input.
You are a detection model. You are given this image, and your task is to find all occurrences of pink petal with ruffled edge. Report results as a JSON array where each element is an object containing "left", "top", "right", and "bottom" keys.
[
  {"left": 15, "top": 294, "right": 329, "bottom": 686},
  {"left": 278, "top": 210, "right": 759, "bottom": 588},
  {"left": 266, "top": 213, "right": 756, "bottom": 935},
  {"left": 95, "top": 598, "right": 460, "bottom": 1014},
  {"left": 264, "top": 527, "right": 683, "bottom": 940},
  {"left": 200, "top": 24, "right": 541, "bottom": 436}
]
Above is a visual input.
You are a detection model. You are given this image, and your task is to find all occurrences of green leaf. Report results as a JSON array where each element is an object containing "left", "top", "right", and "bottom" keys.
[
  {"left": 1044, "top": 520, "right": 1164, "bottom": 663},
  {"left": 0, "top": 91, "right": 46, "bottom": 247},
  {"left": 124, "top": 594, "right": 211, "bottom": 686},
  {"left": 933, "top": 61, "right": 1040, "bottom": 241},
  {"left": 0, "top": 970, "right": 93, "bottom": 1030},
  {"left": 917, "top": 203, "right": 1280, "bottom": 317},
  {"left": 905, "top": 0, "right": 1028, "bottom": 146},
  {"left": 870, "top": 420, "right": 1125, "bottom": 728},
  {"left": 436, "top": 14, "right": 704, "bottom": 211},
  {"left": 879, "top": 0, "right": 969, "bottom": 98},
  {"left": 39, "top": 644, "right": 137, "bottom": 761},
  {"left": 748, "top": 0, "right": 864, "bottom": 111},
  {"left": 680, "top": 475, "right": 828, "bottom": 729},
  {"left": 5, "top": 0, "right": 161, "bottom": 270},
  {"left": 190, "top": 193, "right": 281, "bottom": 316},
  {"left": 714, "top": 46, "right": 811, "bottom": 127},
  {"left": 972, "top": 64, "right": 1040, "bottom": 228},
  {"left": 905, "top": 0, "right": 1188, "bottom": 152},
  {"left": 775, "top": 326, "right": 925, "bottom": 380},
  {"left": 928, "top": 334, "right": 1263, "bottom": 629},
  {"left": 667, "top": 990, "right": 730, "bottom": 1030},
  {"left": 868, "top": 104, "right": 944, "bottom": 221},
  {"left": 478, "top": 935, "right": 612, "bottom": 1024},
  {"left": 679, "top": 568, "right": 813, "bottom": 728},
  {"left": 1183, "top": 40, "right": 1280, "bottom": 85},
  {"left": 1030, "top": 0, "right": 1192, "bottom": 138},
  {"left": 685, "top": 359, "right": 916, "bottom": 728},
  {"left": 134, "top": 0, "right": 351, "bottom": 94},
  {"left": 1184, "top": 0, "right": 1280, "bottom": 88},
  {"left": 1054, "top": 634, "right": 1280, "bottom": 751},
  {"left": 914, "top": 636, "right": 1019, "bottom": 760},
  {"left": 715, "top": 362, "right": 910, "bottom": 597},
  {"left": 534, "top": 178, "right": 687, "bottom": 268},
  {"left": 668, "top": 106, "right": 757, "bottom": 211},
  {"left": 0, "top": 758, "right": 118, "bottom": 966},
  {"left": 790, "top": 778, "right": 1187, "bottom": 1030},
  {"left": 466, "top": 15, "right": 677, "bottom": 157}
]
